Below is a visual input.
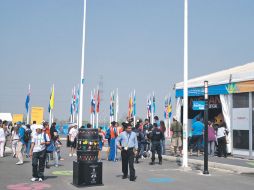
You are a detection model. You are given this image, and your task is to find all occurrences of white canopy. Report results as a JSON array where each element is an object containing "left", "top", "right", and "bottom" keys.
[
  {"left": 176, "top": 62, "right": 254, "bottom": 89},
  {"left": 0, "top": 113, "right": 13, "bottom": 122}
]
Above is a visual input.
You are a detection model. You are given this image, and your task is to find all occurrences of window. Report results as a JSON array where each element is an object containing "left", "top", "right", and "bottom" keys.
[{"left": 233, "top": 93, "right": 249, "bottom": 108}]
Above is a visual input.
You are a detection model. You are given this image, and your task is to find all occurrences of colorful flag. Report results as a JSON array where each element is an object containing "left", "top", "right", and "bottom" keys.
[
  {"left": 91, "top": 91, "right": 95, "bottom": 114},
  {"left": 110, "top": 91, "right": 115, "bottom": 116},
  {"left": 152, "top": 93, "right": 156, "bottom": 114},
  {"left": 76, "top": 85, "right": 80, "bottom": 114},
  {"left": 49, "top": 85, "right": 55, "bottom": 110},
  {"left": 168, "top": 96, "right": 172, "bottom": 119},
  {"left": 96, "top": 89, "right": 100, "bottom": 113},
  {"left": 128, "top": 94, "right": 133, "bottom": 118},
  {"left": 25, "top": 85, "right": 31, "bottom": 113},
  {"left": 164, "top": 97, "right": 168, "bottom": 119},
  {"left": 133, "top": 91, "right": 136, "bottom": 116}
]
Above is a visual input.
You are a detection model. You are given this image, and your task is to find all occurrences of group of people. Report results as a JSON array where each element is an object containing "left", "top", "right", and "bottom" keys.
[{"left": 0, "top": 120, "right": 64, "bottom": 182}]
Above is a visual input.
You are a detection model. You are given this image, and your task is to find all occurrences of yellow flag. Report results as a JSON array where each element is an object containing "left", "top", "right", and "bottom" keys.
[{"left": 50, "top": 85, "right": 55, "bottom": 110}]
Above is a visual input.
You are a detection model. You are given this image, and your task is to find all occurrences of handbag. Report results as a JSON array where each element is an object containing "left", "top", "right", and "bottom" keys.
[{"left": 44, "top": 133, "right": 55, "bottom": 153}]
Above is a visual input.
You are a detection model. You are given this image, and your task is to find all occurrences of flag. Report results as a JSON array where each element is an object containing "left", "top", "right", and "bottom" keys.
[
  {"left": 152, "top": 93, "right": 156, "bottom": 114},
  {"left": 110, "top": 91, "right": 115, "bottom": 116},
  {"left": 128, "top": 94, "right": 133, "bottom": 118},
  {"left": 96, "top": 89, "right": 100, "bottom": 113},
  {"left": 73, "top": 86, "right": 76, "bottom": 114},
  {"left": 133, "top": 91, "right": 136, "bottom": 116},
  {"left": 91, "top": 91, "right": 95, "bottom": 114},
  {"left": 25, "top": 85, "right": 31, "bottom": 113},
  {"left": 164, "top": 97, "right": 168, "bottom": 120},
  {"left": 115, "top": 89, "right": 119, "bottom": 116},
  {"left": 168, "top": 96, "right": 172, "bottom": 119},
  {"left": 49, "top": 85, "right": 55, "bottom": 110},
  {"left": 76, "top": 85, "right": 80, "bottom": 114}
]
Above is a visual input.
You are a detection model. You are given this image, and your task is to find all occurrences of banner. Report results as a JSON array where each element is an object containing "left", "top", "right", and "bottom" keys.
[
  {"left": 30, "top": 107, "right": 44, "bottom": 124},
  {"left": 12, "top": 114, "right": 24, "bottom": 124}
]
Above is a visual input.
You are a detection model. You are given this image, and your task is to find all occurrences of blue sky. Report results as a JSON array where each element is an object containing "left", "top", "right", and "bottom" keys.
[{"left": 1, "top": 0, "right": 254, "bottom": 122}]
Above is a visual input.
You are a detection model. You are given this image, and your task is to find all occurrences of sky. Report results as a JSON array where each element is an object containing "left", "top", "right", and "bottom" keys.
[{"left": 1, "top": 0, "right": 254, "bottom": 122}]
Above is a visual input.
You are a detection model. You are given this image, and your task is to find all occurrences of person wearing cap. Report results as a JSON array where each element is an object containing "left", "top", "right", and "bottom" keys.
[
  {"left": 68, "top": 123, "right": 78, "bottom": 157},
  {"left": 30, "top": 124, "right": 50, "bottom": 182},
  {"left": 170, "top": 116, "right": 183, "bottom": 156},
  {"left": 149, "top": 123, "right": 164, "bottom": 165},
  {"left": 116, "top": 122, "right": 138, "bottom": 181},
  {"left": 16, "top": 121, "right": 25, "bottom": 165}
]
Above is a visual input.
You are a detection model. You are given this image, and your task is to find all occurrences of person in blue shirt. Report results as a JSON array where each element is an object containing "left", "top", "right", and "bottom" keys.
[
  {"left": 190, "top": 117, "right": 204, "bottom": 156},
  {"left": 16, "top": 121, "right": 25, "bottom": 165},
  {"left": 117, "top": 122, "right": 138, "bottom": 182}
]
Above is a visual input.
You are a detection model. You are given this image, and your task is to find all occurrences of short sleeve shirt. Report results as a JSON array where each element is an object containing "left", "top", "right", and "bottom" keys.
[
  {"left": 69, "top": 128, "right": 78, "bottom": 142},
  {"left": 31, "top": 132, "right": 50, "bottom": 153}
]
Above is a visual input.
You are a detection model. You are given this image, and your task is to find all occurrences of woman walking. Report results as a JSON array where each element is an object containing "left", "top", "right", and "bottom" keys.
[
  {"left": 11, "top": 126, "right": 20, "bottom": 158},
  {"left": 208, "top": 121, "right": 216, "bottom": 156},
  {"left": 217, "top": 122, "right": 228, "bottom": 158}
]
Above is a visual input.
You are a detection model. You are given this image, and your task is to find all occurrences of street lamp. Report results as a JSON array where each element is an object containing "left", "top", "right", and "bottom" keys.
[{"left": 203, "top": 81, "right": 209, "bottom": 174}]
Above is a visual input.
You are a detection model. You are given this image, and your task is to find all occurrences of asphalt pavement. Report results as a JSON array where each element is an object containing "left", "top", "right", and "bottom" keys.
[{"left": 0, "top": 142, "right": 254, "bottom": 190}]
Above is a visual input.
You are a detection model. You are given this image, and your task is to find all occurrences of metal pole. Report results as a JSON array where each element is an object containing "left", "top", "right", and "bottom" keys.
[
  {"left": 182, "top": 0, "right": 189, "bottom": 168},
  {"left": 203, "top": 81, "right": 209, "bottom": 175},
  {"left": 78, "top": 0, "right": 87, "bottom": 128}
]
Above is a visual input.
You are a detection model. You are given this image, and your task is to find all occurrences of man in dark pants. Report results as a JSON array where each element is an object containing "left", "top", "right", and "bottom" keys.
[
  {"left": 149, "top": 123, "right": 164, "bottom": 165},
  {"left": 117, "top": 123, "right": 138, "bottom": 182},
  {"left": 29, "top": 125, "right": 50, "bottom": 182}
]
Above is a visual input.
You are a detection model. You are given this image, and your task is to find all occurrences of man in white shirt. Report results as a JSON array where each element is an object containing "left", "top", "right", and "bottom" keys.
[
  {"left": 68, "top": 124, "right": 78, "bottom": 157},
  {"left": 30, "top": 121, "right": 37, "bottom": 138},
  {"left": 29, "top": 124, "right": 50, "bottom": 182}
]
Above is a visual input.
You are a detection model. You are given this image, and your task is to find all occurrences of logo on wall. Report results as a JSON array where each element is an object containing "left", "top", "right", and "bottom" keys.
[{"left": 226, "top": 83, "right": 238, "bottom": 94}]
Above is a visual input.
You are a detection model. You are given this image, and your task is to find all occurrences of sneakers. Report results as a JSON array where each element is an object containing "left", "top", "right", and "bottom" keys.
[
  {"left": 55, "top": 164, "right": 59, "bottom": 167},
  {"left": 16, "top": 161, "right": 24, "bottom": 165},
  {"left": 73, "top": 153, "right": 77, "bottom": 157},
  {"left": 38, "top": 178, "right": 43, "bottom": 182},
  {"left": 69, "top": 153, "right": 72, "bottom": 157},
  {"left": 31, "top": 177, "right": 38, "bottom": 182}
]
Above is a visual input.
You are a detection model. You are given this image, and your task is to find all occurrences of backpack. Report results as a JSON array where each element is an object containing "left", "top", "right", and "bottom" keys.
[
  {"left": 105, "top": 128, "right": 111, "bottom": 139},
  {"left": 24, "top": 129, "right": 31, "bottom": 143},
  {"left": 43, "top": 133, "right": 55, "bottom": 153}
]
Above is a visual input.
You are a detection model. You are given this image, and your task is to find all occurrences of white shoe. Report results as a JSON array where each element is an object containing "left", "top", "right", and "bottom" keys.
[
  {"left": 69, "top": 153, "right": 72, "bottom": 157},
  {"left": 16, "top": 161, "right": 24, "bottom": 165},
  {"left": 38, "top": 178, "right": 43, "bottom": 182},
  {"left": 73, "top": 153, "right": 77, "bottom": 157},
  {"left": 31, "top": 177, "right": 38, "bottom": 182}
]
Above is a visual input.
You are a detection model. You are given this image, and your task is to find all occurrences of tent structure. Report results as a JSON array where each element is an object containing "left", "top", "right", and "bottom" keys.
[{"left": 176, "top": 62, "right": 254, "bottom": 89}]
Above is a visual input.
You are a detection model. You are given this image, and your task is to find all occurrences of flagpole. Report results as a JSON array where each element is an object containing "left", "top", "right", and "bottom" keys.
[
  {"left": 151, "top": 92, "right": 154, "bottom": 124},
  {"left": 182, "top": 0, "right": 189, "bottom": 168},
  {"left": 78, "top": 0, "right": 87, "bottom": 128}
]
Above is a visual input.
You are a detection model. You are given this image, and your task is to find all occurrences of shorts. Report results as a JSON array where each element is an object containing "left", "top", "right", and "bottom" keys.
[
  {"left": 99, "top": 142, "right": 103, "bottom": 151},
  {"left": 172, "top": 137, "right": 182, "bottom": 147},
  {"left": 69, "top": 140, "right": 76, "bottom": 148}
]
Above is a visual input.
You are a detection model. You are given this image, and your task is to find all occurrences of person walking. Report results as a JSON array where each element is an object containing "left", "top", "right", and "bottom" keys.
[
  {"left": 117, "top": 123, "right": 138, "bottom": 182},
  {"left": 108, "top": 121, "right": 118, "bottom": 161},
  {"left": 24, "top": 124, "right": 32, "bottom": 158},
  {"left": 68, "top": 123, "right": 78, "bottom": 157},
  {"left": 149, "top": 123, "right": 164, "bottom": 165},
  {"left": 0, "top": 124, "right": 6, "bottom": 157},
  {"left": 11, "top": 126, "right": 20, "bottom": 158},
  {"left": 170, "top": 116, "right": 183, "bottom": 156},
  {"left": 29, "top": 124, "right": 50, "bottom": 182},
  {"left": 160, "top": 121, "right": 166, "bottom": 155},
  {"left": 43, "top": 122, "right": 51, "bottom": 168},
  {"left": 98, "top": 127, "right": 105, "bottom": 162},
  {"left": 50, "top": 122, "right": 59, "bottom": 167},
  {"left": 208, "top": 121, "right": 216, "bottom": 156},
  {"left": 217, "top": 122, "right": 228, "bottom": 158},
  {"left": 16, "top": 121, "right": 25, "bottom": 165},
  {"left": 190, "top": 118, "right": 204, "bottom": 156}
]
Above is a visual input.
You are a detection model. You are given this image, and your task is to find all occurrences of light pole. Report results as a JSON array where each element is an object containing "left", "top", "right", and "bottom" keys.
[
  {"left": 182, "top": 0, "right": 189, "bottom": 168},
  {"left": 203, "top": 80, "right": 209, "bottom": 175},
  {"left": 78, "top": 0, "right": 87, "bottom": 128}
]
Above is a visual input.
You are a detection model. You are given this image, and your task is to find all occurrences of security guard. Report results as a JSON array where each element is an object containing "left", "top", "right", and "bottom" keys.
[
  {"left": 117, "top": 123, "right": 138, "bottom": 182},
  {"left": 149, "top": 123, "right": 164, "bottom": 165}
]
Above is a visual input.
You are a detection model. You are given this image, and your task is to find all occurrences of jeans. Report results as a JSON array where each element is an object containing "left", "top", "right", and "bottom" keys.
[
  {"left": 151, "top": 141, "right": 162, "bottom": 162},
  {"left": 25, "top": 141, "right": 31, "bottom": 156},
  {"left": 54, "top": 151, "right": 59, "bottom": 166},
  {"left": 161, "top": 140, "right": 166, "bottom": 155},
  {"left": 208, "top": 141, "right": 215, "bottom": 155},
  {"left": 32, "top": 149, "right": 46, "bottom": 179}
]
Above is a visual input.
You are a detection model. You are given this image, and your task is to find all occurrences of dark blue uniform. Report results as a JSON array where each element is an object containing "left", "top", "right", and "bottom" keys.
[{"left": 149, "top": 127, "right": 164, "bottom": 164}]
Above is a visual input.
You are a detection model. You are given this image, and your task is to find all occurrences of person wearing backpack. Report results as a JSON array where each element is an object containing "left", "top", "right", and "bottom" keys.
[
  {"left": 29, "top": 124, "right": 50, "bottom": 182},
  {"left": 24, "top": 124, "right": 32, "bottom": 158}
]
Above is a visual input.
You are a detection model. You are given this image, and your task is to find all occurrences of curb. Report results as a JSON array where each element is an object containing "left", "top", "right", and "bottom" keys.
[{"left": 163, "top": 155, "right": 254, "bottom": 174}]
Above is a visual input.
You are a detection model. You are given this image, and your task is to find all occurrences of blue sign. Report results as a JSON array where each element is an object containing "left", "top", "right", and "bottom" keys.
[{"left": 193, "top": 101, "right": 205, "bottom": 110}]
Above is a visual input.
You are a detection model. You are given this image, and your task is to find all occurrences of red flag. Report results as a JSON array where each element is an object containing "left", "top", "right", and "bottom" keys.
[{"left": 96, "top": 89, "right": 100, "bottom": 113}]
